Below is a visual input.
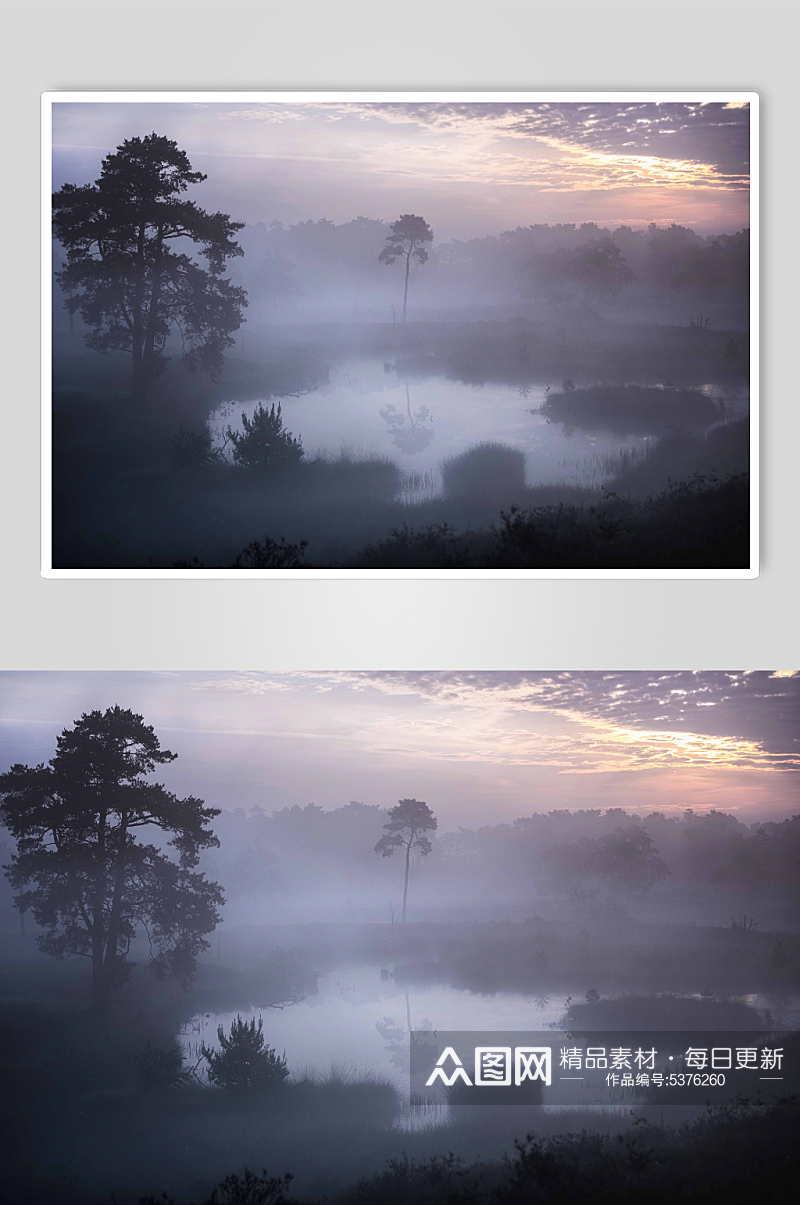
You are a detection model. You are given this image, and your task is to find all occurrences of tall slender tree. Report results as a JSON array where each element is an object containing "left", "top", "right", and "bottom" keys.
[
  {"left": 375, "top": 798, "right": 437, "bottom": 922},
  {"left": 378, "top": 214, "right": 433, "bottom": 322},
  {"left": 52, "top": 133, "right": 247, "bottom": 395},
  {"left": 0, "top": 706, "right": 224, "bottom": 1008}
]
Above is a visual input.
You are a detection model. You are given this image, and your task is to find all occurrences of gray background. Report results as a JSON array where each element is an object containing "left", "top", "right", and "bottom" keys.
[{"left": 1, "top": 1, "right": 796, "bottom": 671}]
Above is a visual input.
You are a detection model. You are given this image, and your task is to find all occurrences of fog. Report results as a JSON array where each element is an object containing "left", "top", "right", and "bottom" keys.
[
  {"left": 50, "top": 100, "right": 751, "bottom": 570},
  {"left": 1, "top": 671, "right": 796, "bottom": 1202}
]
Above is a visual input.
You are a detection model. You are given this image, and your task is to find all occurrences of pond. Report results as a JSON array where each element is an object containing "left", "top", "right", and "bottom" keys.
[
  {"left": 208, "top": 359, "right": 746, "bottom": 500},
  {"left": 180, "top": 963, "right": 793, "bottom": 1093},
  {"left": 181, "top": 964, "right": 572, "bottom": 1082}
]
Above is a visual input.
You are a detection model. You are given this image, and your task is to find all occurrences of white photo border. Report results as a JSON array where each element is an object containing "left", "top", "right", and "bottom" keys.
[{"left": 40, "top": 90, "right": 759, "bottom": 579}]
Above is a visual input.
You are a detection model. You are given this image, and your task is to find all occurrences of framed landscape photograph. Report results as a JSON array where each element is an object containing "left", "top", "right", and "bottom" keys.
[
  {"left": 1, "top": 669, "right": 796, "bottom": 1202},
  {"left": 42, "top": 92, "right": 757, "bottom": 576}
]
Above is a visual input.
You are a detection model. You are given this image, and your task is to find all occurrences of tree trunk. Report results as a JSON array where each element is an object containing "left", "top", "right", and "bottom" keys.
[
  {"left": 103, "top": 815, "right": 129, "bottom": 995},
  {"left": 92, "top": 809, "right": 109, "bottom": 1009},
  {"left": 131, "top": 219, "right": 146, "bottom": 398},
  {"left": 402, "top": 838, "right": 411, "bottom": 923},
  {"left": 402, "top": 250, "right": 411, "bottom": 323},
  {"left": 131, "top": 351, "right": 145, "bottom": 397},
  {"left": 142, "top": 230, "right": 164, "bottom": 387},
  {"left": 92, "top": 945, "right": 109, "bottom": 1009}
]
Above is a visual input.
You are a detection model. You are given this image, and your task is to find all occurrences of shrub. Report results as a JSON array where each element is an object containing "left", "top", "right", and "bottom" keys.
[
  {"left": 227, "top": 403, "right": 303, "bottom": 471},
  {"left": 441, "top": 442, "right": 526, "bottom": 500},
  {"left": 141, "top": 1095, "right": 800, "bottom": 1204},
  {"left": 231, "top": 535, "right": 308, "bottom": 569},
  {"left": 140, "top": 1167, "right": 295, "bottom": 1205},
  {"left": 346, "top": 522, "right": 479, "bottom": 569},
  {"left": 135, "top": 1041, "right": 192, "bottom": 1090},
  {"left": 538, "top": 383, "right": 719, "bottom": 436},
  {"left": 770, "top": 939, "right": 789, "bottom": 968},
  {"left": 340, "top": 1153, "right": 483, "bottom": 1205},
  {"left": 201, "top": 1015, "right": 289, "bottom": 1094},
  {"left": 345, "top": 471, "right": 748, "bottom": 570},
  {"left": 487, "top": 473, "right": 749, "bottom": 569},
  {"left": 169, "top": 425, "right": 220, "bottom": 469},
  {"left": 567, "top": 992, "right": 765, "bottom": 1031},
  {"left": 173, "top": 556, "right": 206, "bottom": 569},
  {"left": 310, "top": 451, "right": 401, "bottom": 502}
]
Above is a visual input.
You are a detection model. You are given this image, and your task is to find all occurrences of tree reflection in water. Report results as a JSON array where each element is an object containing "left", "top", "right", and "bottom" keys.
[{"left": 380, "top": 382, "right": 434, "bottom": 454}]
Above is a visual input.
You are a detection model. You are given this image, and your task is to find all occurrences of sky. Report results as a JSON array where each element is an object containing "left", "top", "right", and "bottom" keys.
[
  {"left": 0, "top": 671, "right": 795, "bottom": 827},
  {"left": 51, "top": 99, "right": 751, "bottom": 240}
]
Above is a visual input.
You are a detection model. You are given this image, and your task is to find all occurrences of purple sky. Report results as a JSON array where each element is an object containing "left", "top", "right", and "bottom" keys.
[
  {"left": 51, "top": 99, "right": 750, "bottom": 239},
  {"left": 1, "top": 671, "right": 794, "bottom": 827}
]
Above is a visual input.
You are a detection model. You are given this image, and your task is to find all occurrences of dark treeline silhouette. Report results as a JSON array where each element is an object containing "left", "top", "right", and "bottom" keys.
[
  {"left": 205, "top": 216, "right": 748, "bottom": 325},
  {"left": 192, "top": 797, "right": 798, "bottom": 926},
  {"left": 135, "top": 1095, "right": 799, "bottom": 1205},
  {"left": 5, "top": 719, "right": 791, "bottom": 938},
  {"left": 53, "top": 201, "right": 750, "bottom": 344},
  {"left": 343, "top": 471, "right": 750, "bottom": 571}
]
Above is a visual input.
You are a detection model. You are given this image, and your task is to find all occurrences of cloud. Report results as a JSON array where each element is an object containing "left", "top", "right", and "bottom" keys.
[
  {"left": 190, "top": 675, "right": 294, "bottom": 695},
  {"left": 52, "top": 100, "right": 750, "bottom": 237},
  {"left": 351, "top": 139, "right": 745, "bottom": 194},
  {"left": 1, "top": 672, "right": 796, "bottom": 824},
  {"left": 350, "top": 101, "right": 750, "bottom": 176},
  {"left": 189, "top": 672, "right": 800, "bottom": 777},
  {"left": 210, "top": 101, "right": 749, "bottom": 194}
]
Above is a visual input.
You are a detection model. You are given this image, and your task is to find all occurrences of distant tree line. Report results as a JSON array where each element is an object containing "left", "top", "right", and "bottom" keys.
[
  {"left": 4, "top": 706, "right": 791, "bottom": 956},
  {"left": 193, "top": 799, "right": 797, "bottom": 915},
  {"left": 52, "top": 130, "right": 749, "bottom": 363},
  {"left": 222, "top": 216, "right": 749, "bottom": 318}
]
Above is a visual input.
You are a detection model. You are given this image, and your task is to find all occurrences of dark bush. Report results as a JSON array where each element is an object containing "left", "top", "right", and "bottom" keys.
[
  {"left": 328, "top": 1095, "right": 799, "bottom": 1204},
  {"left": 140, "top": 1167, "right": 295, "bottom": 1205},
  {"left": 441, "top": 442, "right": 526, "bottom": 501},
  {"left": 306, "top": 452, "right": 401, "bottom": 502},
  {"left": 135, "top": 1041, "right": 192, "bottom": 1090},
  {"left": 169, "top": 426, "right": 220, "bottom": 469},
  {"left": 227, "top": 403, "right": 304, "bottom": 471},
  {"left": 539, "top": 383, "right": 720, "bottom": 435},
  {"left": 487, "top": 473, "right": 749, "bottom": 569},
  {"left": 231, "top": 535, "right": 308, "bottom": 569},
  {"left": 346, "top": 522, "right": 480, "bottom": 569},
  {"left": 346, "top": 473, "right": 749, "bottom": 570},
  {"left": 201, "top": 1015, "right": 289, "bottom": 1094}
]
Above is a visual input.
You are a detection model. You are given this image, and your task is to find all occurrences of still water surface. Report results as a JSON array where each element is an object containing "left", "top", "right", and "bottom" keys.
[
  {"left": 181, "top": 963, "right": 569, "bottom": 1081},
  {"left": 209, "top": 360, "right": 743, "bottom": 498},
  {"left": 180, "top": 963, "right": 792, "bottom": 1088}
]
